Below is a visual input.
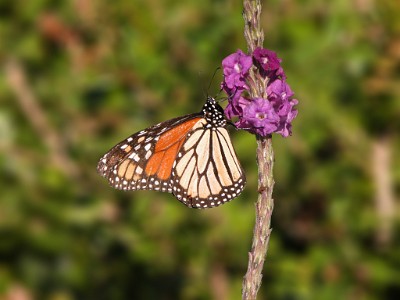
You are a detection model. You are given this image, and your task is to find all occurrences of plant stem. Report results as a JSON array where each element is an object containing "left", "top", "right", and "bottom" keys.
[
  {"left": 242, "top": 0, "right": 275, "bottom": 299},
  {"left": 242, "top": 136, "right": 274, "bottom": 300}
]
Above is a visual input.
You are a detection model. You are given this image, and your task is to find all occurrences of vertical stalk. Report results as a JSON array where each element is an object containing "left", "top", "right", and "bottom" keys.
[
  {"left": 242, "top": 0, "right": 275, "bottom": 299},
  {"left": 242, "top": 136, "right": 274, "bottom": 300}
]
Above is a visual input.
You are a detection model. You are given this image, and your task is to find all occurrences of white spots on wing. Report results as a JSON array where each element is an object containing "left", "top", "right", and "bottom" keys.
[
  {"left": 136, "top": 166, "right": 143, "bottom": 175},
  {"left": 145, "top": 151, "right": 152, "bottom": 160}
]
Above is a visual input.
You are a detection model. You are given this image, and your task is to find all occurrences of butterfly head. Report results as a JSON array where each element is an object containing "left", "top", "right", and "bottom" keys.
[{"left": 202, "top": 96, "right": 226, "bottom": 128}]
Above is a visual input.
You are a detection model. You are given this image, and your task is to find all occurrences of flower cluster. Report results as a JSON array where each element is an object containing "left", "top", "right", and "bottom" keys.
[{"left": 221, "top": 48, "right": 298, "bottom": 137}]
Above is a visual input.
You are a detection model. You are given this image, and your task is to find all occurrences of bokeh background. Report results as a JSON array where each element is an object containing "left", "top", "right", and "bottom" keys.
[{"left": 1, "top": 0, "right": 399, "bottom": 299}]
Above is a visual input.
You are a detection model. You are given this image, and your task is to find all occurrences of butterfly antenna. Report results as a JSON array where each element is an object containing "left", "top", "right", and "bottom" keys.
[
  {"left": 198, "top": 71, "right": 208, "bottom": 98},
  {"left": 206, "top": 67, "right": 221, "bottom": 97}
]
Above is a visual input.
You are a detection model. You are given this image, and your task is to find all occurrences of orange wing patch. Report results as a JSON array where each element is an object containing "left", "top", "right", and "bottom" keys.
[
  {"left": 157, "top": 139, "right": 185, "bottom": 180},
  {"left": 145, "top": 117, "right": 201, "bottom": 180},
  {"left": 145, "top": 152, "right": 164, "bottom": 176},
  {"left": 155, "top": 118, "right": 201, "bottom": 151}
]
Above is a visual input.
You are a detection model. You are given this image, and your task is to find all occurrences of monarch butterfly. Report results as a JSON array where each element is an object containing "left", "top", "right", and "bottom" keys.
[{"left": 97, "top": 96, "right": 245, "bottom": 209}]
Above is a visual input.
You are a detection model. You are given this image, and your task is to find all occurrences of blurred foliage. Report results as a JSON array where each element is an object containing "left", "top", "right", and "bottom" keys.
[{"left": 0, "top": 0, "right": 400, "bottom": 299}]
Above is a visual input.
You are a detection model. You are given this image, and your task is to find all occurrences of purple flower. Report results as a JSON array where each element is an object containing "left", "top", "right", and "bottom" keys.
[
  {"left": 221, "top": 80, "right": 245, "bottom": 102},
  {"left": 221, "top": 47, "right": 298, "bottom": 137},
  {"left": 275, "top": 98, "right": 298, "bottom": 137},
  {"left": 253, "top": 48, "right": 280, "bottom": 71},
  {"left": 236, "top": 98, "right": 280, "bottom": 136},
  {"left": 253, "top": 47, "right": 286, "bottom": 80},
  {"left": 222, "top": 50, "right": 252, "bottom": 90},
  {"left": 267, "top": 79, "right": 298, "bottom": 137},
  {"left": 224, "top": 96, "right": 251, "bottom": 119},
  {"left": 267, "top": 79, "right": 294, "bottom": 100}
]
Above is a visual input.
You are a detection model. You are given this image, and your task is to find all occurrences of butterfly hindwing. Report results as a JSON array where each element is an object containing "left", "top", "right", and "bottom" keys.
[{"left": 171, "top": 126, "right": 245, "bottom": 208}]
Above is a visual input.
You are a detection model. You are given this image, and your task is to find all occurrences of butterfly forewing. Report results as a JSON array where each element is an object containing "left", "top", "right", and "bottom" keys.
[{"left": 97, "top": 113, "right": 202, "bottom": 192}]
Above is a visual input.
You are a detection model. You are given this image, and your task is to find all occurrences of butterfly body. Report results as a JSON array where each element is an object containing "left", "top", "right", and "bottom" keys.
[{"left": 97, "top": 97, "right": 245, "bottom": 209}]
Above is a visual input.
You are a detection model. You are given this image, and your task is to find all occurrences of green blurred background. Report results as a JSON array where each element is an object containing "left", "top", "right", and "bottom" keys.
[{"left": 1, "top": 0, "right": 399, "bottom": 299}]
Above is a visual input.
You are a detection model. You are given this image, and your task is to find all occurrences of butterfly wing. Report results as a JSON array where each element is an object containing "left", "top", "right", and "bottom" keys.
[
  {"left": 97, "top": 113, "right": 203, "bottom": 193},
  {"left": 171, "top": 126, "right": 246, "bottom": 208},
  {"left": 97, "top": 97, "right": 246, "bottom": 209}
]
